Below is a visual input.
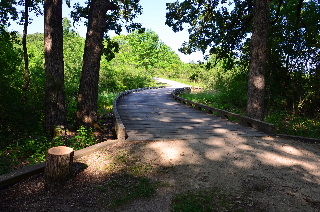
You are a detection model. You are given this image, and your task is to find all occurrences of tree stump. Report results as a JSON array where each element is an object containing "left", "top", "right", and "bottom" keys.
[{"left": 45, "top": 146, "right": 74, "bottom": 184}]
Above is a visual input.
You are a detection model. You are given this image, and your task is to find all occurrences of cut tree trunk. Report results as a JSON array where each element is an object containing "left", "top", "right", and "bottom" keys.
[{"left": 45, "top": 146, "right": 74, "bottom": 183}]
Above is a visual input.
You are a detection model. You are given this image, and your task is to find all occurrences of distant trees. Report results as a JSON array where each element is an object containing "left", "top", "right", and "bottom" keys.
[
  {"left": 111, "top": 30, "right": 182, "bottom": 75},
  {"left": 99, "top": 29, "right": 184, "bottom": 92}
]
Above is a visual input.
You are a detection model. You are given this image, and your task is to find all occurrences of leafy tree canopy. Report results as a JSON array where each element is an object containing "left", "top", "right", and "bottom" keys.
[
  {"left": 0, "top": 0, "right": 43, "bottom": 26},
  {"left": 71, "top": 0, "right": 143, "bottom": 34},
  {"left": 166, "top": 0, "right": 319, "bottom": 72}
]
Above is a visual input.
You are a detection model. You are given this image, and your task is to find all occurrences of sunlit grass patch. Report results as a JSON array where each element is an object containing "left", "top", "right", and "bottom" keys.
[{"left": 181, "top": 92, "right": 246, "bottom": 115}]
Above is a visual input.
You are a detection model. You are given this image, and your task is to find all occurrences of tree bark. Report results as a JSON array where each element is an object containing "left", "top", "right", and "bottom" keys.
[
  {"left": 45, "top": 146, "right": 74, "bottom": 183},
  {"left": 22, "top": 0, "right": 30, "bottom": 100},
  {"left": 44, "top": 0, "right": 66, "bottom": 137},
  {"left": 247, "top": 0, "right": 270, "bottom": 120},
  {"left": 77, "top": 0, "right": 116, "bottom": 127}
]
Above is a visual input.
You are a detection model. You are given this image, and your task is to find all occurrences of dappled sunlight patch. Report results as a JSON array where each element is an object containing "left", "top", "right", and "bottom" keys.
[
  {"left": 164, "top": 102, "right": 178, "bottom": 106},
  {"left": 258, "top": 152, "right": 300, "bottom": 166},
  {"left": 145, "top": 140, "right": 201, "bottom": 165},
  {"left": 232, "top": 155, "right": 254, "bottom": 169},
  {"left": 155, "top": 116, "right": 173, "bottom": 122},
  {"left": 202, "top": 138, "right": 247, "bottom": 161},
  {"left": 204, "top": 149, "right": 230, "bottom": 161},
  {"left": 203, "top": 138, "right": 228, "bottom": 147},
  {"left": 212, "top": 128, "right": 230, "bottom": 134},
  {"left": 280, "top": 145, "right": 303, "bottom": 156},
  {"left": 257, "top": 151, "right": 319, "bottom": 176},
  {"left": 237, "top": 143, "right": 254, "bottom": 151},
  {"left": 180, "top": 125, "right": 194, "bottom": 130},
  {"left": 261, "top": 136, "right": 276, "bottom": 141},
  {"left": 190, "top": 118, "right": 211, "bottom": 123}
]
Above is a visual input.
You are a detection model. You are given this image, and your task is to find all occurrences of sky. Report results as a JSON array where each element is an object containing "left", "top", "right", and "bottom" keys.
[{"left": 8, "top": 0, "right": 204, "bottom": 63}]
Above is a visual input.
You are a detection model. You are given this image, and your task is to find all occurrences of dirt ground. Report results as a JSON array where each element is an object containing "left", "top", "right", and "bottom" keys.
[{"left": 1, "top": 135, "right": 320, "bottom": 212}]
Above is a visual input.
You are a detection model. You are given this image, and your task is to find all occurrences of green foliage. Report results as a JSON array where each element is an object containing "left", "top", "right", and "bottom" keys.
[
  {"left": 179, "top": 56, "right": 248, "bottom": 114},
  {"left": 98, "top": 91, "right": 119, "bottom": 113},
  {"left": 1, "top": 136, "right": 49, "bottom": 175},
  {"left": 266, "top": 112, "right": 320, "bottom": 139},
  {"left": 73, "top": 126, "right": 96, "bottom": 148},
  {"left": 71, "top": 0, "right": 142, "bottom": 37},
  {"left": 63, "top": 19, "right": 85, "bottom": 126},
  {"left": 109, "top": 30, "right": 183, "bottom": 77},
  {"left": 0, "top": 125, "right": 98, "bottom": 175},
  {"left": 0, "top": 28, "right": 45, "bottom": 139},
  {"left": 99, "top": 64, "right": 155, "bottom": 92},
  {"left": 182, "top": 92, "right": 246, "bottom": 115},
  {"left": 99, "top": 29, "right": 184, "bottom": 93},
  {"left": 180, "top": 53, "right": 320, "bottom": 139}
]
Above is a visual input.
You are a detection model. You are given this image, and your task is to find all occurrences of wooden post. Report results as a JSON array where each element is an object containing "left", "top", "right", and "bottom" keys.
[{"left": 45, "top": 146, "right": 74, "bottom": 183}]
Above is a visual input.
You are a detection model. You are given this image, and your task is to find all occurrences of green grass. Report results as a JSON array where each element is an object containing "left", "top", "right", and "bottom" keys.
[
  {"left": 95, "top": 147, "right": 158, "bottom": 209},
  {"left": 172, "top": 189, "right": 247, "bottom": 212},
  {"left": 181, "top": 92, "right": 246, "bottom": 115},
  {"left": 99, "top": 173, "right": 156, "bottom": 209}
]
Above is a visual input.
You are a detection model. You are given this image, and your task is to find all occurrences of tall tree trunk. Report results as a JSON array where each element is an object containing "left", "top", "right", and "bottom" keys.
[
  {"left": 77, "top": 0, "right": 116, "bottom": 127},
  {"left": 44, "top": 0, "right": 66, "bottom": 137},
  {"left": 247, "top": 0, "right": 270, "bottom": 120},
  {"left": 22, "top": 0, "right": 30, "bottom": 101}
]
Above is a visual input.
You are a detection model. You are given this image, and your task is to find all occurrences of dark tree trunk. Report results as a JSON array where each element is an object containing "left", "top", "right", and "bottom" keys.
[
  {"left": 247, "top": 0, "right": 270, "bottom": 120},
  {"left": 77, "top": 0, "right": 116, "bottom": 127},
  {"left": 22, "top": 0, "right": 30, "bottom": 100},
  {"left": 44, "top": 0, "right": 66, "bottom": 137}
]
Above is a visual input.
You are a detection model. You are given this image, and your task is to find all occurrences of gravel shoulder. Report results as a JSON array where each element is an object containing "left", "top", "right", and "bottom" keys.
[{"left": 1, "top": 136, "right": 320, "bottom": 212}]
